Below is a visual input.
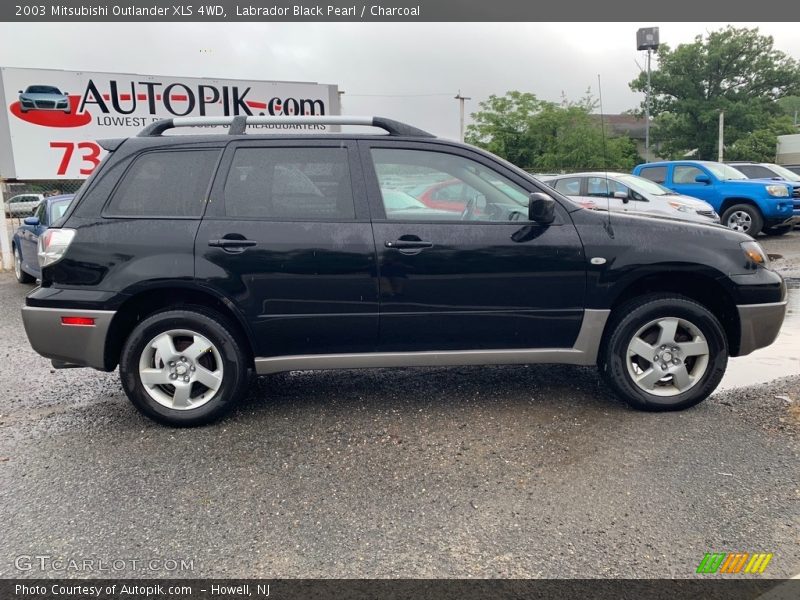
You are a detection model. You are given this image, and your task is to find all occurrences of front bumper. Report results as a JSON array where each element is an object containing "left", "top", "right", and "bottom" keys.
[
  {"left": 736, "top": 301, "right": 787, "bottom": 356},
  {"left": 21, "top": 306, "right": 115, "bottom": 370}
]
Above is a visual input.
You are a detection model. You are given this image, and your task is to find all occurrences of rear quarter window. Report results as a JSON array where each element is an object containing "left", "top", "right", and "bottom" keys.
[{"left": 105, "top": 149, "right": 220, "bottom": 217}]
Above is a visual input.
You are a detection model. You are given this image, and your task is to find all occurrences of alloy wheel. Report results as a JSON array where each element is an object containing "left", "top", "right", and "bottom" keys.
[{"left": 625, "top": 317, "right": 710, "bottom": 397}]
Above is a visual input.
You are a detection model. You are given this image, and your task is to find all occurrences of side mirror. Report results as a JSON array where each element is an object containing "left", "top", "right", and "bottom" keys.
[
  {"left": 613, "top": 191, "right": 629, "bottom": 203},
  {"left": 528, "top": 192, "right": 555, "bottom": 224},
  {"left": 24, "top": 216, "right": 40, "bottom": 226},
  {"left": 694, "top": 174, "right": 711, "bottom": 184}
]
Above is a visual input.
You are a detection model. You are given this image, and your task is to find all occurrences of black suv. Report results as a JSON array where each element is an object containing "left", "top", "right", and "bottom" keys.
[{"left": 22, "top": 116, "right": 787, "bottom": 426}]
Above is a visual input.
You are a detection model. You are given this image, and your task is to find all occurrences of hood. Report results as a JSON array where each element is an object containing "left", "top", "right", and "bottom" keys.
[
  {"left": 657, "top": 193, "right": 715, "bottom": 210},
  {"left": 20, "top": 92, "right": 68, "bottom": 101}
]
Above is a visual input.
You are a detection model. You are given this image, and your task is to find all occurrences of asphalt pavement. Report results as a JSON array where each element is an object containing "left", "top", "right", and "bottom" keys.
[{"left": 0, "top": 264, "right": 798, "bottom": 579}]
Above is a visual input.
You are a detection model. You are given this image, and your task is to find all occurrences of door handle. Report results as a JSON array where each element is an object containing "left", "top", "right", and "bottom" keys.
[
  {"left": 385, "top": 240, "right": 433, "bottom": 250},
  {"left": 208, "top": 239, "right": 257, "bottom": 248}
]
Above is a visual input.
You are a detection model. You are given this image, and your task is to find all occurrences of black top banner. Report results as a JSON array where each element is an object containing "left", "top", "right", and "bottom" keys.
[{"left": 3, "top": 0, "right": 800, "bottom": 22}]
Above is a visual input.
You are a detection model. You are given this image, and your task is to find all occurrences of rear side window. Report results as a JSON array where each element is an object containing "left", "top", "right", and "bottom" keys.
[
  {"left": 106, "top": 150, "right": 219, "bottom": 217},
  {"left": 223, "top": 147, "right": 355, "bottom": 220},
  {"left": 734, "top": 165, "right": 775, "bottom": 179},
  {"left": 638, "top": 166, "right": 667, "bottom": 184},
  {"left": 553, "top": 177, "right": 582, "bottom": 196}
]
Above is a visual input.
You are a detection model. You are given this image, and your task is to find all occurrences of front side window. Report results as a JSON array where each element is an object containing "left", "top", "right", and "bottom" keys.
[
  {"left": 370, "top": 148, "right": 529, "bottom": 222},
  {"left": 224, "top": 147, "right": 355, "bottom": 220},
  {"left": 587, "top": 177, "right": 628, "bottom": 198},
  {"left": 673, "top": 166, "right": 705, "bottom": 184},
  {"left": 107, "top": 150, "right": 219, "bottom": 217}
]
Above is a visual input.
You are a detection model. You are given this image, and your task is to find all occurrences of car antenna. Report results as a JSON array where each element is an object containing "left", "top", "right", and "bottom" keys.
[{"left": 597, "top": 74, "right": 614, "bottom": 238}]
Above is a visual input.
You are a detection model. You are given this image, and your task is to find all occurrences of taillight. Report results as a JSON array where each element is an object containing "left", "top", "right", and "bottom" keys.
[{"left": 37, "top": 228, "right": 76, "bottom": 268}]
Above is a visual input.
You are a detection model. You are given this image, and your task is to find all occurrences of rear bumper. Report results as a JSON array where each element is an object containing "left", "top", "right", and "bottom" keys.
[
  {"left": 21, "top": 306, "right": 115, "bottom": 370},
  {"left": 736, "top": 301, "right": 787, "bottom": 356}
]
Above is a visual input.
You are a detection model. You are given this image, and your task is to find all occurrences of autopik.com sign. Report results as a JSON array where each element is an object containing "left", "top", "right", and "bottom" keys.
[{"left": 0, "top": 67, "right": 340, "bottom": 180}]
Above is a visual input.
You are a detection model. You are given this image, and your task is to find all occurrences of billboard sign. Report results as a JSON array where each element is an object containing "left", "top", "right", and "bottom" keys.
[{"left": 0, "top": 67, "right": 340, "bottom": 179}]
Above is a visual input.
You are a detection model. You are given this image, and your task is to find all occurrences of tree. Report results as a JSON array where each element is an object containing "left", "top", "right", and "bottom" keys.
[
  {"left": 630, "top": 27, "right": 800, "bottom": 160},
  {"left": 465, "top": 91, "right": 640, "bottom": 171},
  {"left": 726, "top": 116, "right": 797, "bottom": 161}
]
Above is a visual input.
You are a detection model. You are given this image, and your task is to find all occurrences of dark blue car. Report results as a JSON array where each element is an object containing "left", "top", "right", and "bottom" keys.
[{"left": 12, "top": 194, "right": 73, "bottom": 283}]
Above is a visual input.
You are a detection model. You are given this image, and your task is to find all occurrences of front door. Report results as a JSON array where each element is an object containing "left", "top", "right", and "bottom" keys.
[
  {"left": 360, "top": 142, "right": 586, "bottom": 352},
  {"left": 196, "top": 140, "right": 379, "bottom": 358},
  {"left": 670, "top": 164, "right": 717, "bottom": 203}
]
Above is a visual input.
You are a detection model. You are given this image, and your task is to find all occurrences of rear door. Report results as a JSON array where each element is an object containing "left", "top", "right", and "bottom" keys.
[
  {"left": 361, "top": 141, "right": 586, "bottom": 352},
  {"left": 196, "top": 140, "right": 379, "bottom": 358}
]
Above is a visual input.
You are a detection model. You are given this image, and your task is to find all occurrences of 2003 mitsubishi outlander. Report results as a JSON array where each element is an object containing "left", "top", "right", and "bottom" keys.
[{"left": 22, "top": 116, "right": 787, "bottom": 426}]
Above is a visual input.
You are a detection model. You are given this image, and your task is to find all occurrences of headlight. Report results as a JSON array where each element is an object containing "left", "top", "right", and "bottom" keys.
[
  {"left": 740, "top": 241, "right": 769, "bottom": 268},
  {"left": 766, "top": 185, "right": 789, "bottom": 197},
  {"left": 668, "top": 201, "right": 692, "bottom": 213}
]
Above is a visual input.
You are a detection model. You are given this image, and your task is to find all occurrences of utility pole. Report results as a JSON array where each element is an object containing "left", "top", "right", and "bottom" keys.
[
  {"left": 455, "top": 90, "right": 470, "bottom": 143},
  {"left": 645, "top": 48, "right": 651, "bottom": 158},
  {"left": 718, "top": 110, "right": 724, "bottom": 162}
]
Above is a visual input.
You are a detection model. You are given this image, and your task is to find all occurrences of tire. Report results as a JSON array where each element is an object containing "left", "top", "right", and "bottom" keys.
[
  {"left": 599, "top": 294, "right": 728, "bottom": 411},
  {"left": 13, "top": 245, "right": 34, "bottom": 284},
  {"left": 119, "top": 307, "right": 250, "bottom": 427},
  {"left": 721, "top": 204, "right": 763, "bottom": 236},
  {"left": 762, "top": 225, "right": 791, "bottom": 236}
]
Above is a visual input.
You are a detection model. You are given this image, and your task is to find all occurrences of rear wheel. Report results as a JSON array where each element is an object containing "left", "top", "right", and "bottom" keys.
[
  {"left": 13, "top": 245, "right": 34, "bottom": 284},
  {"left": 599, "top": 295, "right": 728, "bottom": 411},
  {"left": 721, "top": 204, "right": 763, "bottom": 236},
  {"left": 119, "top": 307, "right": 249, "bottom": 426}
]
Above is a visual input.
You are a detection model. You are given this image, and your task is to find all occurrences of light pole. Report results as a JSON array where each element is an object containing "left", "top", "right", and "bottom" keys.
[
  {"left": 455, "top": 90, "right": 471, "bottom": 143},
  {"left": 637, "top": 27, "right": 660, "bottom": 159}
]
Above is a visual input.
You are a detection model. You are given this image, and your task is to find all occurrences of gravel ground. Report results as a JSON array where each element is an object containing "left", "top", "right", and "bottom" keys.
[{"left": 0, "top": 267, "right": 798, "bottom": 580}]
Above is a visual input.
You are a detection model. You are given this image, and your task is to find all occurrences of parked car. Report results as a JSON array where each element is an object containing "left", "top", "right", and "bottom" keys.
[
  {"left": 4, "top": 193, "right": 43, "bottom": 218},
  {"left": 541, "top": 172, "right": 719, "bottom": 224},
  {"left": 782, "top": 165, "right": 800, "bottom": 177},
  {"left": 633, "top": 160, "right": 800, "bottom": 236},
  {"left": 22, "top": 116, "right": 786, "bottom": 426},
  {"left": 12, "top": 194, "right": 74, "bottom": 283},
  {"left": 17, "top": 85, "right": 71, "bottom": 113},
  {"left": 727, "top": 162, "right": 800, "bottom": 183}
]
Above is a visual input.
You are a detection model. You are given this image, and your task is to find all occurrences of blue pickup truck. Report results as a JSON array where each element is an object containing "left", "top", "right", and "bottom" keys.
[{"left": 632, "top": 160, "right": 800, "bottom": 236}]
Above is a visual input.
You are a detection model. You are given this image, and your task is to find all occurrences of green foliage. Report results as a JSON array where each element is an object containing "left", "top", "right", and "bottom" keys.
[
  {"left": 465, "top": 90, "right": 640, "bottom": 171},
  {"left": 726, "top": 116, "right": 798, "bottom": 161},
  {"left": 630, "top": 26, "right": 800, "bottom": 160}
]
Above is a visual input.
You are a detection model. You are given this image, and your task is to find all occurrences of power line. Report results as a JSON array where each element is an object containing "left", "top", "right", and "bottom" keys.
[{"left": 346, "top": 92, "right": 456, "bottom": 98}]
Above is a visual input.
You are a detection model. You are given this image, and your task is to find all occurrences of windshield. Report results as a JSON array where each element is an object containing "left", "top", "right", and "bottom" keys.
[
  {"left": 704, "top": 163, "right": 748, "bottom": 180},
  {"left": 26, "top": 85, "right": 62, "bottom": 94},
  {"left": 765, "top": 164, "right": 800, "bottom": 182},
  {"left": 615, "top": 174, "right": 673, "bottom": 196}
]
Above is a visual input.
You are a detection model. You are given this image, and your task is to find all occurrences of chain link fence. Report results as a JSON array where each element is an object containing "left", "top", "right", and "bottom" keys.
[{"left": 1, "top": 180, "right": 84, "bottom": 269}]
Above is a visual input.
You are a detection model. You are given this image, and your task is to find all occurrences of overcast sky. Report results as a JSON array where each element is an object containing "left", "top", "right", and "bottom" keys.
[{"left": 2, "top": 22, "right": 799, "bottom": 139}]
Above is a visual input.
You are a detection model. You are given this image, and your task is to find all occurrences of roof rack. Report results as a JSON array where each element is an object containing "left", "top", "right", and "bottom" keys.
[{"left": 137, "top": 116, "right": 435, "bottom": 138}]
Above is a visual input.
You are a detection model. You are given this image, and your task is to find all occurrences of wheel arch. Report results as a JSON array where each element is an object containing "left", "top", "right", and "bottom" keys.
[
  {"left": 103, "top": 283, "right": 256, "bottom": 371},
  {"left": 719, "top": 197, "right": 762, "bottom": 217},
  {"left": 604, "top": 271, "right": 741, "bottom": 356}
]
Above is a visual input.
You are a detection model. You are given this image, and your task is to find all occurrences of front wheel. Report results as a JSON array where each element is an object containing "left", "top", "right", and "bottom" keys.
[
  {"left": 599, "top": 295, "right": 728, "bottom": 411},
  {"left": 119, "top": 307, "right": 250, "bottom": 426},
  {"left": 721, "top": 204, "right": 763, "bottom": 236}
]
